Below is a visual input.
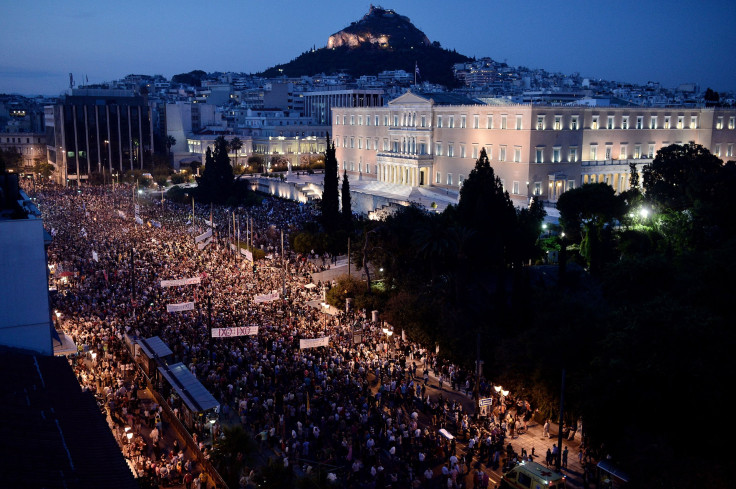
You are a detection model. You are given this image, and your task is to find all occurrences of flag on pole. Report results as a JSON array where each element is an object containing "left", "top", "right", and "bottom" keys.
[{"left": 415, "top": 62, "right": 420, "bottom": 77}]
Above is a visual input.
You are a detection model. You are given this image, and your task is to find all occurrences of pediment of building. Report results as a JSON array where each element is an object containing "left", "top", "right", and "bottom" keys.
[{"left": 388, "top": 90, "right": 433, "bottom": 107}]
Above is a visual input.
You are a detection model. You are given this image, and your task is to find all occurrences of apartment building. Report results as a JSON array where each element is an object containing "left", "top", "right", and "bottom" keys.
[{"left": 333, "top": 91, "right": 736, "bottom": 204}]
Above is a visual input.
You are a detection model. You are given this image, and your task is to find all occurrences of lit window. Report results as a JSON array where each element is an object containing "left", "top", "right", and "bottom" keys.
[
  {"left": 650, "top": 116, "right": 657, "bottom": 129},
  {"left": 436, "top": 143, "right": 442, "bottom": 156},
  {"left": 634, "top": 145, "right": 641, "bottom": 159},
  {"left": 513, "top": 147, "right": 521, "bottom": 162},
  {"left": 537, "top": 116, "right": 545, "bottom": 130},
  {"left": 620, "top": 145, "right": 627, "bottom": 159},
  {"left": 473, "top": 115, "right": 479, "bottom": 129},
  {"left": 554, "top": 116, "right": 562, "bottom": 130},
  {"left": 571, "top": 116, "right": 579, "bottom": 130},
  {"left": 487, "top": 115, "right": 493, "bottom": 129},
  {"left": 342, "top": 161, "right": 346, "bottom": 170},
  {"left": 607, "top": 116, "right": 614, "bottom": 129},
  {"left": 366, "top": 163, "right": 371, "bottom": 173},
  {"left": 567, "top": 180, "right": 575, "bottom": 191},
  {"left": 350, "top": 137, "right": 354, "bottom": 148},
  {"left": 690, "top": 116, "right": 697, "bottom": 129},
  {"left": 460, "top": 145, "right": 466, "bottom": 158},
  {"left": 515, "top": 115, "right": 523, "bottom": 130},
  {"left": 727, "top": 144, "right": 733, "bottom": 157},
  {"left": 636, "top": 116, "right": 643, "bottom": 129},
  {"left": 358, "top": 139, "right": 362, "bottom": 149},
  {"left": 677, "top": 116, "right": 684, "bottom": 129},
  {"left": 715, "top": 144, "right": 721, "bottom": 157},
  {"left": 437, "top": 116, "right": 443, "bottom": 128},
  {"left": 512, "top": 181, "right": 519, "bottom": 195},
  {"left": 458, "top": 175, "right": 464, "bottom": 186},
  {"left": 590, "top": 145, "right": 598, "bottom": 160},
  {"left": 448, "top": 116, "right": 454, "bottom": 128},
  {"left": 534, "top": 182, "right": 542, "bottom": 196},
  {"left": 569, "top": 147, "right": 578, "bottom": 162},
  {"left": 486, "top": 145, "right": 493, "bottom": 159},
  {"left": 499, "top": 146, "right": 507, "bottom": 161},
  {"left": 421, "top": 115, "right": 426, "bottom": 127},
  {"left": 358, "top": 116, "right": 363, "bottom": 125},
  {"left": 501, "top": 115, "right": 507, "bottom": 129},
  {"left": 592, "top": 116, "right": 599, "bottom": 130},
  {"left": 448, "top": 144, "right": 454, "bottom": 157},
  {"left": 393, "top": 116, "right": 398, "bottom": 127},
  {"left": 436, "top": 171, "right": 441, "bottom": 184},
  {"left": 366, "top": 115, "right": 371, "bottom": 126},
  {"left": 729, "top": 117, "right": 735, "bottom": 130},
  {"left": 350, "top": 115, "right": 355, "bottom": 125},
  {"left": 664, "top": 116, "right": 671, "bottom": 129},
  {"left": 535, "top": 148, "right": 544, "bottom": 163},
  {"left": 460, "top": 115, "right": 466, "bottom": 128},
  {"left": 648, "top": 144, "right": 655, "bottom": 158},
  {"left": 553, "top": 147, "right": 561, "bottom": 163},
  {"left": 447, "top": 173, "right": 453, "bottom": 185},
  {"left": 605, "top": 146, "right": 612, "bottom": 160},
  {"left": 472, "top": 145, "right": 478, "bottom": 159},
  {"left": 622, "top": 116, "right": 629, "bottom": 130}
]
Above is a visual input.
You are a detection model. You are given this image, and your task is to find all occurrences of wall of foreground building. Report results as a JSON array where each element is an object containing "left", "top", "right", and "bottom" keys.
[{"left": 0, "top": 218, "right": 53, "bottom": 355}]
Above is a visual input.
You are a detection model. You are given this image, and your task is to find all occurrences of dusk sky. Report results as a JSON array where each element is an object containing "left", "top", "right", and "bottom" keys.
[{"left": 2, "top": 0, "right": 735, "bottom": 96}]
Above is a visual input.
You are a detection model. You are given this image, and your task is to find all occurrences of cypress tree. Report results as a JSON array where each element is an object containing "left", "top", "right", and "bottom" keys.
[
  {"left": 321, "top": 136, "right": 340, "bottom": 231},
  {"left": 341, "top": 170, "right": 352, "bottom": 231}
]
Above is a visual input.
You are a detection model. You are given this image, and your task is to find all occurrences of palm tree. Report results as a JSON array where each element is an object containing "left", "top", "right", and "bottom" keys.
[
  {"left": 228, "top": 137, "right": 243, "bottom": 169},
  {"left": 166, "top": 135, "right": 176, "bottom": 163}
]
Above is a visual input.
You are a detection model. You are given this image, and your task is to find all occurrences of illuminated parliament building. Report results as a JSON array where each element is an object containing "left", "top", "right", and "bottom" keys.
[{"left": 333, "top": 91, "right": 736, "bottom": 204}]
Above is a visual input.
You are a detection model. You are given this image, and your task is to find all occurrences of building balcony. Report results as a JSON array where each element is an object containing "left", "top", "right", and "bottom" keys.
[{"left": 376, "top": 152, "right": 434, "bottom": 167}]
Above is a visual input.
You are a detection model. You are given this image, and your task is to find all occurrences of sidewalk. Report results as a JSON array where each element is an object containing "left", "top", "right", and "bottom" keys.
[{"left": 417, "top": 369, "right": 585, "bottom": 488}]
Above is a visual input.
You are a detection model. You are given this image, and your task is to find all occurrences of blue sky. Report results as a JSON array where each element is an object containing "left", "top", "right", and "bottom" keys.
[{"left": 2, "top": 0, "right": 734, "bottom": 95}]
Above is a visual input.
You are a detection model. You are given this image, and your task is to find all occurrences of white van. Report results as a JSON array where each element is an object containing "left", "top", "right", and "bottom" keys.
[{"left": 500, "top": 461, "right": 566, "bottom": 489}]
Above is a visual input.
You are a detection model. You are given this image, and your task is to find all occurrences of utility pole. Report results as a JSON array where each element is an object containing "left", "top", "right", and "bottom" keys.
[
  {"left": 281, "top": 229, "right": 286, "bottom": 297},
  {"left": 556, "top": 368, "right": 566, "bottom": 472},
  {"left": 207, "top": 293, "right": 213, "bottom": 369},
  {"left": 474, "top": 331, "right": 480, "bottom": 418}
]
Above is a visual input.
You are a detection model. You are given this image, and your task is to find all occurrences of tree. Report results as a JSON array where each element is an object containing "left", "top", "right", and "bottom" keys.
[
  {"left": 557, "top": 183, "right": 626, "bottom": 273},
  {"left": 456, "top": 147, "right": 516, "bottom": 272},
  {"left": 628, "top": 162, "right": 639, "bottom": 189},
  {"left": 341, "top": 170, "right": 352, "bottom": 231},
  {"left": 0, "top": 147, "right": 22, "bottom": 173},
  {"left": 165, "top": 135, "right": 176, "bottom": 162},
  {"left": 211, "top": 425, "right": 256, "bottom": 489},
  {"left": 321, "top": 136, "right": 340, "bottom": 232},
  {"left": 195, "top": 136, "right": 234, "bottom": 203},
  {"left": 32, "top": 158, "right": 55, "bottom": 179},
  {"left": 247, "top": 155, "right": 264, "bottom": 173},
  {"left": 229, "top": 137, "right": 243, "bottom": 169},
  {"left": 642, "top": 142, "right": 723, "bottom": 212},
  {"left": 704, "top": 87, "right": 720, "bottom": 106}
]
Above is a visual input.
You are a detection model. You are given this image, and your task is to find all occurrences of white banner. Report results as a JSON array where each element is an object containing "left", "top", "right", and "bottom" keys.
[
  {"left": 195, "top": 228, "right": 213, "bottom": 243},
  {"left": 151, "top": 220, "right": 161, "bottom": 228},
  {"left": 160, "top": 277, "right": 201, "bottom": 287},
  {"left": 254, "top": 291, "right": 280, "bottom": 303},
  {"left": 92, "top": 251, "right": 99, "bottom": 262},
  {"left": 167, "top": 301, "right": 195, "bottom": 313},
  {"left": 300, "top": 336, "right": 330, "bottom": 349},
  {"left": 117, "top": 210, "right": 126, "bottom": 219},
  {"left": 135, "top": 216, "right": 144, "bottom": 225},
  {"left": 197, "top": 236, "right": 213, "bottom": 250},
  {"left": 204, "top": 219, "right": 214, "bottom": 228},
  {"left": 135, "top": 204, "right": 140, "bottom": 213},
  {"left": 211, "top": 326, "right": 258, "bottom": 338},
  {"left": 244, "top": 249, "right": 253, "bottom": 262}
]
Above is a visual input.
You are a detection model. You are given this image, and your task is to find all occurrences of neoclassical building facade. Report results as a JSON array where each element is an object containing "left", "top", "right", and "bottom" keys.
[{"left": 333, "top": 91, "right": 736, "bottom": 204}]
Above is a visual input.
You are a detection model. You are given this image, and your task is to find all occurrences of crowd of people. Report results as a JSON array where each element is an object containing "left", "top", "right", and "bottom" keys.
[{"left": 32, "top": 181, "right": 560, "bottom": 489}]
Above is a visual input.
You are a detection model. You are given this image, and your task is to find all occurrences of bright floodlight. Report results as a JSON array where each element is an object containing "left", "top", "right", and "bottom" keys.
[
  {"left": 137, "top": 189, "right": 143, "bottom": 194},
  {"left": 639, "top": 208, "right": 649, "bottom": 219}
]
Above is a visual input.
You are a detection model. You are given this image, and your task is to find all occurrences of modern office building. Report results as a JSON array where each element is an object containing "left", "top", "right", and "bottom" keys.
[
  {"left": 304, "top": 89, "right": 384, "bottom": 125},
  {"left": 45, "top": 89, "right": 154, "bottom": 185},
  {"left": 333, "top": 91, "right": 736, "bottom": 204}
]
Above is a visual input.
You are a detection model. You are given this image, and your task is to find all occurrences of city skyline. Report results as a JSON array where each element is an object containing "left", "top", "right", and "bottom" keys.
[{"left": 2, "top": 0, "right": 735, "bottom": 96}]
